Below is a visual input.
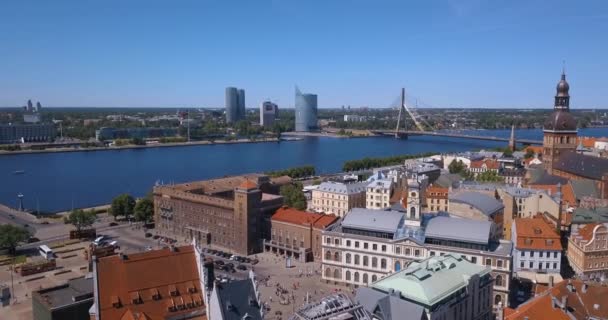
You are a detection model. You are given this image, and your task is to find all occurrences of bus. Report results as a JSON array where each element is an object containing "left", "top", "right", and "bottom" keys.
[{"left": 38, "top": 245, "right": 54, "bottom": 260}]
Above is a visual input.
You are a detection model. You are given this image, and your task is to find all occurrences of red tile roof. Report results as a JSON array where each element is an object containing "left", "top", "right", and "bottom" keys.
[
  {"left": 470, "top": 158, "right": 500, "bottom": 170},
  {"left": 505, "top": 280, "right": 608, "bottom": 320},
  {"left": 238, "top": 179, "right": 258, "bottom": 190},
  {"left": 576, "top": 223, "right": 605, "bottom": 242},
  {"left": 272, "top": 207, "right": 337, "bottom": 229},
  {"left": 578, "top": 136, "right": 597, "bottom": 148},
  {"left": 514, "top": 217, "right": 561, "bottom": 251},
  {"left": 313, "top": 214, "right": 339, "bottom": 229},
  {"left": 96, "top": 245, "right": 205, "bottom": 320}
]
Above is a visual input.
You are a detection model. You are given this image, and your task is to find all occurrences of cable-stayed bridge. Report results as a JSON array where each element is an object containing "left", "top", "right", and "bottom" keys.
[{"left": 370, "top": 89, "right": 543, "bottom": 145}]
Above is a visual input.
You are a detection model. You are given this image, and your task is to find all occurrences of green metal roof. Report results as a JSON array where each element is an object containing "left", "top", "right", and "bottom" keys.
[
  {"left": 371, "top": 255, "right": 490, "bottom": 307},
  {"left": 572, "top": 207, "right": 608, "bottom": 224}
]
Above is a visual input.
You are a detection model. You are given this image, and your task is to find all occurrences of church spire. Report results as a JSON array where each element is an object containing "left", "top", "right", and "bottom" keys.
[{"left": 554, "top": 67, "right": 570, "bottom": 111}]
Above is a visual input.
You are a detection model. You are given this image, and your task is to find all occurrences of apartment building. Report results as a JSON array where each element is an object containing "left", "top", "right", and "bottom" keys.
[
  {"left": 512, "top": 216, "right": 562, "bottom": 276},
  {"left": 425, "top": 185, "right": 449, "bottom": 212},
  {"left": 321, "top": 209, "right": 512, "bottom": 308},
  {"left": 356, "top": 255, "right": 494, "bottom": 320},
  {"left": 497, "top": 187, "right": 559, "bottom": 240},
  {"left": 311, "top": 181, "right": 366, "bottom": 217},
  {"left": 366, "top": 180, "right": 394, "bottom": 209},
  {"left": 567, "top": 223, "right": 608, "bottom": 280}
]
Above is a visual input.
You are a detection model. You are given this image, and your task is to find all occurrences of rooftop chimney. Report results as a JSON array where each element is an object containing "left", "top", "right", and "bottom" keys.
[
  {"left": 549, "top": 275, "right": 554, "bottom": 288},
  {"left": 582, "top": 283, "right": 588, "bottom": 293},
  {"left": 561, "top": 295, "right": 568, "bottom": 310}
]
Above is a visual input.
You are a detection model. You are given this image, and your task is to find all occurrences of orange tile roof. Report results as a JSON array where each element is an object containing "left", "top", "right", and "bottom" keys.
[
  {"left": 313, "top": 214, "right": 339, "bottom": 229},
  {"left": 470, "top": 158, "right": 500, "bottom": 170},
  {"left": 576, "top": 223, "right": 604, "bottom": 242},
  {"left": 505, "top": 280, "right": 608, "bottom": 320},
  {"left": 96, "top": 245, "right": 205, "bottom": 320},
  {"left": 426, "top": 185, "right": 448, "bottom": 199},
  {"left": 578, "top": 136, "right": 597, "bottom": 148},
  {"left": 272, "top": 207, "right": 337, "bottom": 228},
  {"left": 514, "top": 217, "right": 561, "bottom": 251},
  {"left": 238, "top": 179, "right": 258, "bottom": 190}
]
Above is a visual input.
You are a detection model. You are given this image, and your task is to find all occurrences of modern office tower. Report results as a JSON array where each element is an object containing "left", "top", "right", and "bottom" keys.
[
  {"left": 259, "top": 100, "right": 278, "bottom": 127},
  {"left": 295, "top": 87, "right": 318, "bottom": 132},
  {"left": 225, "top": 87, "right": 239, "bottom": 124},
  {"left": 237, "top": 88, "right": 246, "bottom": 120},
  {"left": 226, "top": 87, "right": 246, "bottom": 124}
]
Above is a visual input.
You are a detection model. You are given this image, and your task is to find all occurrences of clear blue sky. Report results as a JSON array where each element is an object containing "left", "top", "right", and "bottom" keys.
[{"left": 1, "top": 0, "right": 607, "bottom": 109}]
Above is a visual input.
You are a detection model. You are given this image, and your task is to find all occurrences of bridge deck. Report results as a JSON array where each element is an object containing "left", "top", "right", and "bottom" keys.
[{"left": 372, "top": 130, "right": 542, "bottom": 145}]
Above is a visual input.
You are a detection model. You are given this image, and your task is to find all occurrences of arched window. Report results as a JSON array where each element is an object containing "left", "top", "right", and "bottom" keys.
[
  {"left": 345, "top": 271, "right": 351, "bottom": 281},
  {"left": 395, "top": 247, "right": 401, "bottom": 255},
  {"left": 333, "top": 269, "right": 341, "bottom": 279},
  {"left": 335, "top": 238, "right": 340, "bottom": 246},
  {"left": 325, "top": 250, "right": 331, "bottom": 261},
  {"left": 494, "top": 295, "right": 502, "bottom": 306},
  {"left": 372, "top": 275, "right": 378, "bottom": 282},
  {"left": 325, "top": 268, "right": 331, "bottom": 277},
  {"left": 395, "top": 261, "right": 401, "bottom": 272},
  {"left": 381, "top": 258, "right": 387, "bottom": 269},
  {"left": 334, "top": 252, "right": 340, "bottom": 262},
  {"left": 409, "top": 207, "right": 416, "bottom": 219},
  {"left": 363, "top": 256, "right": 369, "bottom": 267},
  {"left": 372, "top": 257, "right": 378, "bottom": 268},
  {"left": 354, "top": 272, "right": 360, "bottom": 282},
  {"left": 346, "top": 253, "right": 352, "bottom": 264},
  {"left": 355, "top": 254, "right": 360, "bottom": 265},
  {"left": 495, "top": 275, "right": 503, "bottom": 287},
  {"left": 363, "top": 273, "right": 369, "bottom": 284}
]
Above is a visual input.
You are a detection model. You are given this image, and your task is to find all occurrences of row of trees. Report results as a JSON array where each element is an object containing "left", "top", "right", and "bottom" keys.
[
  {"left": 110, "top": 193, "right": 154, "bottom": 222},
  {"left": 267, "top": 165, "right": 316, "bottom": 179},
  {"left": 342, "top": 152, "right": 436, "bottom": 172}
]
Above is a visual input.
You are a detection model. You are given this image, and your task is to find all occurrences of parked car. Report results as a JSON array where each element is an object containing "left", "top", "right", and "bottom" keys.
[
  {"left": 215, "top": 260, "right": 225, "bottom": 266},
  {"left": 145, "top": 232, "right": 153, "bottom": 238},
  {"left": 237, "top": 264, "right": 247, "bottom": 271},
  {"left": 93, "top": 235, "right": 108, "bottom": 245},
  {"left": 109, "top": 222, "right": 118, "bottom": 227},
  {"left": 152, "top": 235, "right": 160, "bottom": 240},
  {"left": 250, "top": 259, "right": 259, "bottom": 265}
]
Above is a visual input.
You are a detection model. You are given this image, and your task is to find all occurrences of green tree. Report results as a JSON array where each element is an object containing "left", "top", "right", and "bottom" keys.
[
  {"left": 280, "top": 183, "right": 307, "bottom": 210},
  {"left": 110, "top": 194, "right": 136, "bottom": 221},
  {"left": 66, "top": 209, "right": 96, "bottom": 232},
  {"left": 0, "top": 225, "right": 31, "bottom": 254},
  {"left": 476, "top": 170, "right": 504, "bottom": 183},
  {"left": 134, "top": 197, "right": 154, "bottom": 222},
  {"left": 524, "top": 148, "right": 535, "bottom": 159},
  {"left": 448, "top": 159, "right": 466, "bottom": 174}
]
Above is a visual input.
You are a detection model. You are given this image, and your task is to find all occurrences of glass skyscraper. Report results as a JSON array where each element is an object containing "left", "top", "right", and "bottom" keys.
[
  {"left": 295, "top": 87, "right": 318, "bottom": 132},
  {"left": 225, "top": 87, "right": 246, "bottom": 124}
]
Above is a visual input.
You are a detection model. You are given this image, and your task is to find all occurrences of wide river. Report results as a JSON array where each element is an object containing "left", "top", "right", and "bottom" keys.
[{"left": 1, "top": 128, "right": 607, "bottom": 213}]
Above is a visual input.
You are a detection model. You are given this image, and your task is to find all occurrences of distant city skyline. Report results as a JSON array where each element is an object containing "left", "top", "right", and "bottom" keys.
[{"left": 1, "top": 1, "right": 607, "bottom": 109}]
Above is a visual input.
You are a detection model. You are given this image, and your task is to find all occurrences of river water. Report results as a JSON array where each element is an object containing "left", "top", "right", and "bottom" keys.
[{"left": 1, "top": 128, "right": 607, "bottom": 213}]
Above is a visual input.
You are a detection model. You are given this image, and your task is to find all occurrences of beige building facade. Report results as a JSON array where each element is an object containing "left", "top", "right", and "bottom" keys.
[
  {"left": 567, "top": 223, "right": 608, "bottom": 279},
  {"left": 310, "top": 181, "right": 366, "bottom": 217}
]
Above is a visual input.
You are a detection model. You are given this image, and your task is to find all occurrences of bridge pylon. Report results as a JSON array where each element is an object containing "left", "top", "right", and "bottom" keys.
[{"left": 394, "top": 88, "right": 408, "bottom": 139}]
